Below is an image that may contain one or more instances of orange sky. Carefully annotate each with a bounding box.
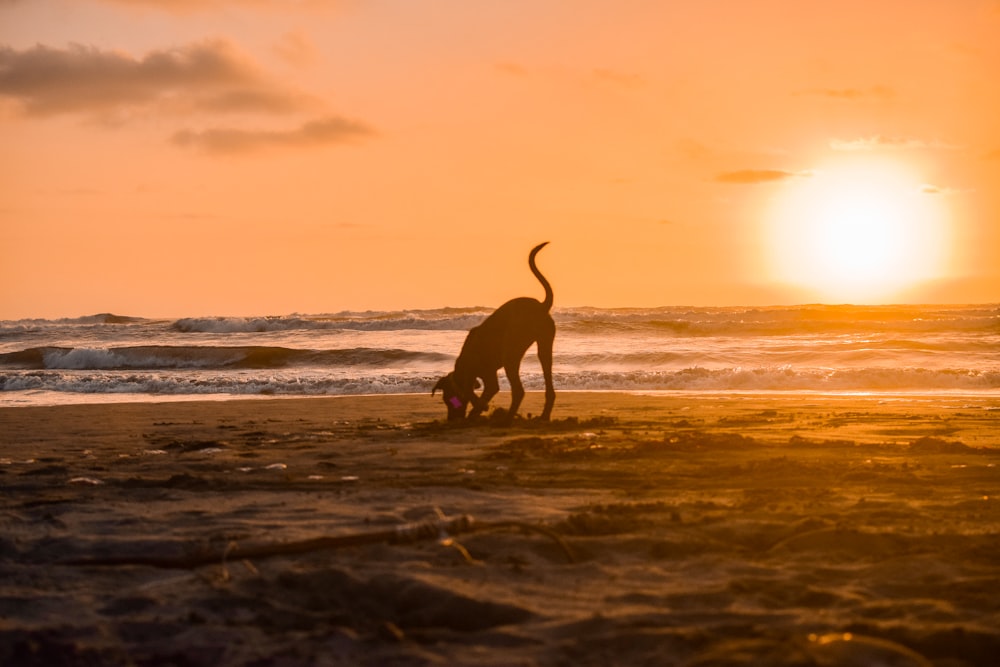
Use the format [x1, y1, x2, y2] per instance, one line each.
[2, 0, 998, 319]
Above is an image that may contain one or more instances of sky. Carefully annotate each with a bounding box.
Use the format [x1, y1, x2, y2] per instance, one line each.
[1, 0, 998, 319]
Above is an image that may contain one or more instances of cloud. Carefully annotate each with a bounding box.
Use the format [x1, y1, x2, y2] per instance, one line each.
[273, 30, 319, 68]
[795, 86, 893, 100]
[830, 135, 960, 151]
[675, 138, 712, 160]
[195, 89, 311, 114]
[0, 40, 306, 117]
[94, 0, 341, 12]
[495, 62, 529, 77]
[171, 115, 375, 154]
[592, 68, 644, 88]
[921, 184, 970, 196]
[1, 39, 374, 154]
[714, 169, 806, 185]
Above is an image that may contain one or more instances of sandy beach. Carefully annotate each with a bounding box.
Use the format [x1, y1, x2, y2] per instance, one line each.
[1, 391, 999, 666]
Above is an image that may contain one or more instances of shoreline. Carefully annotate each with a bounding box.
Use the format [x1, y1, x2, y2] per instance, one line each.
[4, 391, 1000, 456]
[3, 386, 999, 410]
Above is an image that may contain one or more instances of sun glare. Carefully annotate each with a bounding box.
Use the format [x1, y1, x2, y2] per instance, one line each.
[765, 159, 951, 303]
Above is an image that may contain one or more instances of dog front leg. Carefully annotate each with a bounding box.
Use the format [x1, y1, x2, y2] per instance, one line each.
[469, 374, 499, 418]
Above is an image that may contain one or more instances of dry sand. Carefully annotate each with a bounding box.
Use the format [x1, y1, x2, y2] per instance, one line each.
[1, 391, 999, 666]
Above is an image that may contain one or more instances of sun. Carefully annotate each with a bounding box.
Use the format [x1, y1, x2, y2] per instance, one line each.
[764, 159, 951, 303]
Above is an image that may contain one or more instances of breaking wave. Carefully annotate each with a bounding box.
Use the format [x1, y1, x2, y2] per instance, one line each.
[0, 346, 450, 371]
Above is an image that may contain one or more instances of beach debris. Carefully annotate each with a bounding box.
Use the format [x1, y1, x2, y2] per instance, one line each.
[64, 510, 576, 569]
[806, 632, 932, 667]
[68, 476, 104, 485]
[378, 621, 406, 642]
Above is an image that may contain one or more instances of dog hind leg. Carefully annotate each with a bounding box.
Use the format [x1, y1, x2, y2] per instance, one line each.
[537, 335, 555, 421]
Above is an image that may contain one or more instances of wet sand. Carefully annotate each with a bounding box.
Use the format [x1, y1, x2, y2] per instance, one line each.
[2, 392, 999, 666]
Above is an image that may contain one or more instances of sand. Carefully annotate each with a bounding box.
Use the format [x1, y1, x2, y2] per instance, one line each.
[1, 391, 999, 666]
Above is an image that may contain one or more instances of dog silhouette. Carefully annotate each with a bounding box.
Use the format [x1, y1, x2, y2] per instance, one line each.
[434, 242, 555, 423]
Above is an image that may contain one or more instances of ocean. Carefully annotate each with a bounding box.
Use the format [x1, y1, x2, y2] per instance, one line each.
[1, 304, 998, 407]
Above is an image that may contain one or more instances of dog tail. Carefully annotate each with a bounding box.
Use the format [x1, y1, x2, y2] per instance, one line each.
[529, 242, 553, 312]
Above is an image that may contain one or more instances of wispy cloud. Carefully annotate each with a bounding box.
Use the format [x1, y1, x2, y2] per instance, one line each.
[592, 68, 644, 88]
[921, 184, 970, 196]
[714, 169, 807, 185]
[272, 30, 319, 68]
[171, 115, 375, 154]
[495, 62, 529, 77]
[830, 135, 960, 151]
[94, 0, 341, 12]
[0, 40, 307, 118]
[795, 86, 893, 101]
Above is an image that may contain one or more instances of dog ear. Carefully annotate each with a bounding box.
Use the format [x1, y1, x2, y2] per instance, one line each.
[432, 374, 452, 396]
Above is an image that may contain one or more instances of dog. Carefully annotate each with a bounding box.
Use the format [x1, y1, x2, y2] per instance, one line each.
[433, 242, 556, 423]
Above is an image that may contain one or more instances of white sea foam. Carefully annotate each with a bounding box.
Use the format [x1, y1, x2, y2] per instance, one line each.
[170, 311, 490, 334]
[2, 365, 997, 402]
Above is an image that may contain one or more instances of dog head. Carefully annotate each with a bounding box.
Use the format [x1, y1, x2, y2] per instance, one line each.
[432, 372, 479, 421]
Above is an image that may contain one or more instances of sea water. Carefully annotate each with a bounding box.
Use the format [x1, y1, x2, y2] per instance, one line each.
[1, 304, 997, 406]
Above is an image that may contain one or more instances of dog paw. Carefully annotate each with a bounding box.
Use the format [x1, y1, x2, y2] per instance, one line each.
[489, 408, 511, 426]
